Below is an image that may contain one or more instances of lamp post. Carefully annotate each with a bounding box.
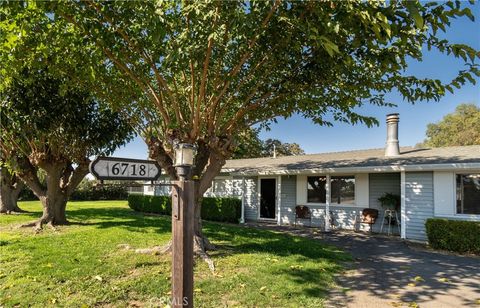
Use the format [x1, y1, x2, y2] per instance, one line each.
[171, 143, 196, 307]
[174, 143, 196, 180]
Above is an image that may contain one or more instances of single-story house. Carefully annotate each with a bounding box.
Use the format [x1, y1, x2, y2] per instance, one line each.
[146, 114, 480, 242]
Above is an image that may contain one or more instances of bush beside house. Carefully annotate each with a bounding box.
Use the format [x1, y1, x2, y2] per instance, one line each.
[128, 195, 241, 223]
[425, 218, 480, 255]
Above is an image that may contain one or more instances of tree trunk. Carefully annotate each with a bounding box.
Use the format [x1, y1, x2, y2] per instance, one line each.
[18, 160, 88, 229]
[193, 187, 209, 251]
[36, 191, 69, 227]
[0, 168, 26, 214]
[143, 138, 231, 271]
[33, 163, 71, 228]
[192, 152, 227, 253]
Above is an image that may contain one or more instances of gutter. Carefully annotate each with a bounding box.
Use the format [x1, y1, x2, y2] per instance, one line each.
[227, 162, 480, 176]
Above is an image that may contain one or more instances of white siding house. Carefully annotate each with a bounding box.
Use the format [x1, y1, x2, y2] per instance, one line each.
[149, 145, 480, 242]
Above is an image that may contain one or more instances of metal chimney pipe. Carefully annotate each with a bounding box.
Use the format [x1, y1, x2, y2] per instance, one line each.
[385, 113, 400, 157]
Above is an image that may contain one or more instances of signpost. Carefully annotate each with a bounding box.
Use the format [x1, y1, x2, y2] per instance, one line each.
[89, 152, 195, 307]
[89, 156, 161, 181]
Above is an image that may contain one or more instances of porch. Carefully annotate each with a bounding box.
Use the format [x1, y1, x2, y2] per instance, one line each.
[240, 172, 405, 237]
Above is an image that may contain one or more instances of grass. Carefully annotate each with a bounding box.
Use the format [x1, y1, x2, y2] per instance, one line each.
[0, 200, 351, 307]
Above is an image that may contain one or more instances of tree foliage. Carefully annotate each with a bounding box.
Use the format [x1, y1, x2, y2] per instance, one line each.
[263, 138, 305, 157]
[232, 130, 305, 159]
[422, 103, 480, 147]
[231, 128, 265, 159]
[0, 68, 134, 227]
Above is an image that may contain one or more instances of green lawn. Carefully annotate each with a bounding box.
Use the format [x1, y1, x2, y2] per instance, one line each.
[0, 201, 350, 307]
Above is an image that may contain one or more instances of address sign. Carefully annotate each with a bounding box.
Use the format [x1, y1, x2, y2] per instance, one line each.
[89, 157, 161, 181]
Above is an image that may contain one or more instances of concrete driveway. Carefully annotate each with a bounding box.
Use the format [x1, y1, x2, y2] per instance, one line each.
[249, 223, 480, 308]
[321, 232, 480, 308]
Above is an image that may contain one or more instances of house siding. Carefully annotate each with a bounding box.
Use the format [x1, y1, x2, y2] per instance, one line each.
[244, 176, 258, 220]
[204, 176, 242, 197]
[369, 173, 401, 233]
[405, 172, 434, 241]
[280, 175, 296, 224]
[303, 206, 366, 229]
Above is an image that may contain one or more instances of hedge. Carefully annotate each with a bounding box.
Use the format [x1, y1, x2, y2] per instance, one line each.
[19, 186, 128, 201]
[128, 194, 241, 223]
[425, 218, 480, 255]
[70, 186, 128, 201]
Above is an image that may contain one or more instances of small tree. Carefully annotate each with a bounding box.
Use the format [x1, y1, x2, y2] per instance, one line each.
[0, 68, 133, 228]
[422, 104, 480, 147]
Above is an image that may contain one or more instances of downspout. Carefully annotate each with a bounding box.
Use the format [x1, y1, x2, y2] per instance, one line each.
[277, 175, 282, 225]
[325, 174, 331, 232]
[240, 177, 245, 224]
[400, 171, 406, 239]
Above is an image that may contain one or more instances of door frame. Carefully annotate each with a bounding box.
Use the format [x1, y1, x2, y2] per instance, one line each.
[257, 177, 277, 220]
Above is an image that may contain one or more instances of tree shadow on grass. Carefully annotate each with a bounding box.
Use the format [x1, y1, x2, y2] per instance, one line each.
[273, 267, 335, 299]
[204, 223, 348, 260]
[202, 223, 351, 300]
[66, 207, 171, 234]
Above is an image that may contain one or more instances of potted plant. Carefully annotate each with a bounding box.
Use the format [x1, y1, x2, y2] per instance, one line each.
[378, 193, 400, 211]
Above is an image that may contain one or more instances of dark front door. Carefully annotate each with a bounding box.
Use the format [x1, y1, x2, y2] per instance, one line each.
[260, 178, 276, 219]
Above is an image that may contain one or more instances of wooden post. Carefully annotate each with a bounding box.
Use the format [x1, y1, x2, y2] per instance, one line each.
[171, 180, 194, 307]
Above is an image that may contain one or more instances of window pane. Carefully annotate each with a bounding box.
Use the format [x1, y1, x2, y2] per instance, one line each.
[331, 176, 355, 205]
[307, 176, 326, 203]
[457, 174, 480, 214]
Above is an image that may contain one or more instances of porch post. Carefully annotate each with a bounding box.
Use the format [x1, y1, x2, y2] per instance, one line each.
[277, 175, 282, 225]
[240, 176, 245, 224]
[325, 174, 331, 232]
[400, 171, 406, 239]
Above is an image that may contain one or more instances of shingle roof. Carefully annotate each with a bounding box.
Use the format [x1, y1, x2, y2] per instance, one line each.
[223, 145, 480, 174]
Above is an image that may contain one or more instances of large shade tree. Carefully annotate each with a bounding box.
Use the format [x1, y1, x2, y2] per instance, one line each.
[0, 68, 134, 229]
[2, 1, 479, 258]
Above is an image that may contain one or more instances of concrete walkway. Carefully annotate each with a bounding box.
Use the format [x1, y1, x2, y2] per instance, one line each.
[247, 223, 480, 308]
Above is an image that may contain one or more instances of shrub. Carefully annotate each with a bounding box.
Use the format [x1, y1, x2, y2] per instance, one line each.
[128, 194, 171, 215]
[128, 195, 241, 223]
[425, 218, 480, 255]
[18, 187, 37, 201]
[201, 197, 242, 223]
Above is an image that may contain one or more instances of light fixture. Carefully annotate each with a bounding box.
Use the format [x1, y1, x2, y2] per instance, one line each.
[174, 143, 196, 167]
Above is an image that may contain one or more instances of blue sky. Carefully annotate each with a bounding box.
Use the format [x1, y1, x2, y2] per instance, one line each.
[114, 3, 480, 159]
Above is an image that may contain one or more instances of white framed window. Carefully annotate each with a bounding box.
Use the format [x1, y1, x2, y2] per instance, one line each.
[307, 176, 327, 203]
[456, 173, 480, 215]
[306, 175, 355, 205]
[331, 176, 355, 205]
